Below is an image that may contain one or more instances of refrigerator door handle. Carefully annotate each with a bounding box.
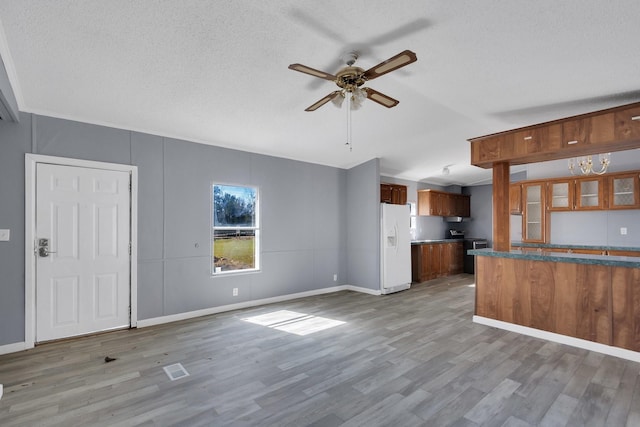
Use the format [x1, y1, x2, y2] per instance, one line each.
[386, 223, 398, 252]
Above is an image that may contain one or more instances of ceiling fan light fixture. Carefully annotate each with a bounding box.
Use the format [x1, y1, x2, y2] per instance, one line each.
[350, 88, 367, 110]
[331, 92, 345, 108]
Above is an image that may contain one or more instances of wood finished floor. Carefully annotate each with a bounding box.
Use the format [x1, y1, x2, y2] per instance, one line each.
[1, 274, 640, 426]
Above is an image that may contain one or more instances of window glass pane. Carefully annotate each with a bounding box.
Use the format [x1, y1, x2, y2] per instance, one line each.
[213, 230, 255, 272]
[213, 185, 256, 227]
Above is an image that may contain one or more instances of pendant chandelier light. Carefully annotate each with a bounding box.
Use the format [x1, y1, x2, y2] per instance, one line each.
[567, 153, 611, 175]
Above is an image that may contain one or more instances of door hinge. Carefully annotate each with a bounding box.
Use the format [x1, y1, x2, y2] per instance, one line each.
[128, 242, 132, 255]
[129, 180, 132, 192]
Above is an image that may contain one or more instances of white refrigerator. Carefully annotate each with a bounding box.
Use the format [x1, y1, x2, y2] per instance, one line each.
[380, 203, 412, 294]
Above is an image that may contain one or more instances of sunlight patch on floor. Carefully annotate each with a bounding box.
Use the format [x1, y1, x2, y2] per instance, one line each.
[468, 283, 476, 288]
[242, 310, 346, 336]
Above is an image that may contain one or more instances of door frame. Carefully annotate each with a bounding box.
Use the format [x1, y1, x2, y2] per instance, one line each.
[25, 154, 138, 348]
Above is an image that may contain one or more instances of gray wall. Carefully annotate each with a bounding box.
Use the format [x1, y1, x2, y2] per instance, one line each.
[0, 112, 356, 346]
[0, 112, 31, 344]
[463, 184, 493, 245]
[347, 159, 380, 291]
[0, 56, 19, 121]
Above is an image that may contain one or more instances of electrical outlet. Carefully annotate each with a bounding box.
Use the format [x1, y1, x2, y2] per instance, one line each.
[232, 288, 238, 296]
[0, 229, 9, 241]
[621, 227, 628, 235]
[333, 274, 337, 282]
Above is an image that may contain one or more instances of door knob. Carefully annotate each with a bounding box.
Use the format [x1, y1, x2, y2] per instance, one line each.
[37, 238, 57, 257]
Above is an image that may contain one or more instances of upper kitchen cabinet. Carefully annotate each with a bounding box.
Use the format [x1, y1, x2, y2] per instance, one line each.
[546, 176, 605, 211]
[516, 124, 563, 155]
[562, 113, 615, 149]
[547, 179, 574, 211]
[470, 102, 640, 169]
[575, 177, 605, 210]
[380, 183, 407, 205]
[614, 104, 640, 141]
[608, 172, 640, 209]
[522, 182, 546, 243]
[510, 183, 522, 214]
[417, 189, 470, 217]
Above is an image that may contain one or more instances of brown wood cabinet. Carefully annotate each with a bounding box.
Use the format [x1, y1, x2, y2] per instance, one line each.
[380, 183, 407, 205]
[608, 250, 640, 257]
[445, 241, 464, 275]
[470, 102, 640, 169]
[476, 256, 612, 345]
[517, 124, 563, 155]
[547, 179, 574, 211]
[612, 267, 640, 351]
[509, 183, 522, 214]
[476, 254, 640, 352]
[562, 113, 615, 148]
[546, 176, 605, 211]
[575, 177, 605, 210]
[615, 105, 640, 141]
[417, 190, 470, 217]
[522, 182, 546, 243]
[411, 241, 463, 283]
[608, 173, 640, 209]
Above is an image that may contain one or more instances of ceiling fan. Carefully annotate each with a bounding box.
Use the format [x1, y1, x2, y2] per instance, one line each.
[289, 50, 417, 112]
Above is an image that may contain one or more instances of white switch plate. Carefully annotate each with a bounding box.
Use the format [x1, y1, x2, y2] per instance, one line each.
[621, 227, 628, 235]
[232, 288, 238, 296]
[0, 229, 9, 241]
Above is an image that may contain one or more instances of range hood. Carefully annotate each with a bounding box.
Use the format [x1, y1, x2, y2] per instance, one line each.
[443, 216, 472, 223]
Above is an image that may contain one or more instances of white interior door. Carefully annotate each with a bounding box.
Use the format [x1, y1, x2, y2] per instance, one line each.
[36, 163, 131, 342]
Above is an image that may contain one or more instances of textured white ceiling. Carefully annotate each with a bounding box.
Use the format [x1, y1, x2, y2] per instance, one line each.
[1, 1, 639, 185]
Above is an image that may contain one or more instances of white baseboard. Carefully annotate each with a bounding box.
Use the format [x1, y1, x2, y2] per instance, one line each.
[138, 284, 381, 328]
[473, 315, 640, 363]
[0, 341, 28, 356]
[343, 284, 382, 296]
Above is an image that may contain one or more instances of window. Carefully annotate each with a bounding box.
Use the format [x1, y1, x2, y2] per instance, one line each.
[212, 184, 259, 274]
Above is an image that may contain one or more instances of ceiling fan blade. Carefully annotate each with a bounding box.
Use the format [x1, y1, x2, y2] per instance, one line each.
[305, 91, 342, 112]
[363, 50, 417, 80]
[288, 63, 337, 81]
[364, 88, 399, 108]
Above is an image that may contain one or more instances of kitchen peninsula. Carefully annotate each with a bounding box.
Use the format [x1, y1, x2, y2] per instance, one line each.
[468, 101, 640, 362]
[468, 246, 640, 361]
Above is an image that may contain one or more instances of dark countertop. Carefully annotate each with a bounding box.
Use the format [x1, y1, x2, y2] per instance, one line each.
[411, 239, 461, 245]
[468, 248, 640, 268]
[511, 242, 640, 252]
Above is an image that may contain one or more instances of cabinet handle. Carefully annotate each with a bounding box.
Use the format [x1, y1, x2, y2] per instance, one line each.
[631, 116, 640, 121]
[567, 140, 579, 145]
[523, 136, 533, 140]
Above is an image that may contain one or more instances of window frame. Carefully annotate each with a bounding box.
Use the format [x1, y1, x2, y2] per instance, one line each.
[211, 182, 260, 276]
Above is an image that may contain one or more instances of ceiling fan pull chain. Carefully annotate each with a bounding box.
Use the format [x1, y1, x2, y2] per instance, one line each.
[346, 93, 352, 151]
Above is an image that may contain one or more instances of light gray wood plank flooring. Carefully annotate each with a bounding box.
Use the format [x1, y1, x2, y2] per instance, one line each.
[1, 274, 639, 426]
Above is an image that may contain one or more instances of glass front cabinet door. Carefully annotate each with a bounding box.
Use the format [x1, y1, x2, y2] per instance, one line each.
[548, 180, 574, 211]
[522, 182, 546, 242]
[609, 173, 640, 209]
[575, 177, 604, 210]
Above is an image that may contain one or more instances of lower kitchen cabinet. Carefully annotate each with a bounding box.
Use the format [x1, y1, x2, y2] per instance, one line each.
[411, 242, 463, 283]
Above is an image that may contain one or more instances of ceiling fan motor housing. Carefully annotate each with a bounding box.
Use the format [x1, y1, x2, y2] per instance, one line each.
[336, 67, 366, 92]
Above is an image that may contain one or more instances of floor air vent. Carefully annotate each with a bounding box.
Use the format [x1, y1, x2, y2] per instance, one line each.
[163, 363, 189, 381]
